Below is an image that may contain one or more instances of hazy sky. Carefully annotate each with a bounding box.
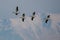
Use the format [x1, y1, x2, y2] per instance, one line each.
[0, 0, 60, 18]
[0, 0, 60, 40]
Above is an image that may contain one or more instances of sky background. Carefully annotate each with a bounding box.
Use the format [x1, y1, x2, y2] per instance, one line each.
[0, 0, 60, 40]
[0, 0, 60, 18]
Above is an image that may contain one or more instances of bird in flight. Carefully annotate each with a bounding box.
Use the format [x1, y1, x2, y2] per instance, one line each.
[31, 12, 36, 21]
[45, 15, 50, 23]
[20, 13, 25, 22]
[13, 6, 20, 15]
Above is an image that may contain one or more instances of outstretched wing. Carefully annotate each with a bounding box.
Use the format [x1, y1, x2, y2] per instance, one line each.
[31, 15, 36, 21]
[16, 6, 18, 12]
[31, 16, 34, 21]
[45, 19, 48, 23]
[20, 17, 25, 22]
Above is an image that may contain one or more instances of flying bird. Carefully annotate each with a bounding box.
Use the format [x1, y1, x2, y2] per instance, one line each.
[13, 6, 20, 15]
[45, 15, 50, 23]
[20, 13, 25, 22]
[31, 12, 36, 21]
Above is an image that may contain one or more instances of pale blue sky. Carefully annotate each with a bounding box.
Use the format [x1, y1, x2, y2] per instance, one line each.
[0, 0, 60, 40]
[0, 0, 60, 18]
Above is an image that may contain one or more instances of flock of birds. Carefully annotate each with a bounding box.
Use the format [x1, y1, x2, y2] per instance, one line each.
[13, 6, 50, 23]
